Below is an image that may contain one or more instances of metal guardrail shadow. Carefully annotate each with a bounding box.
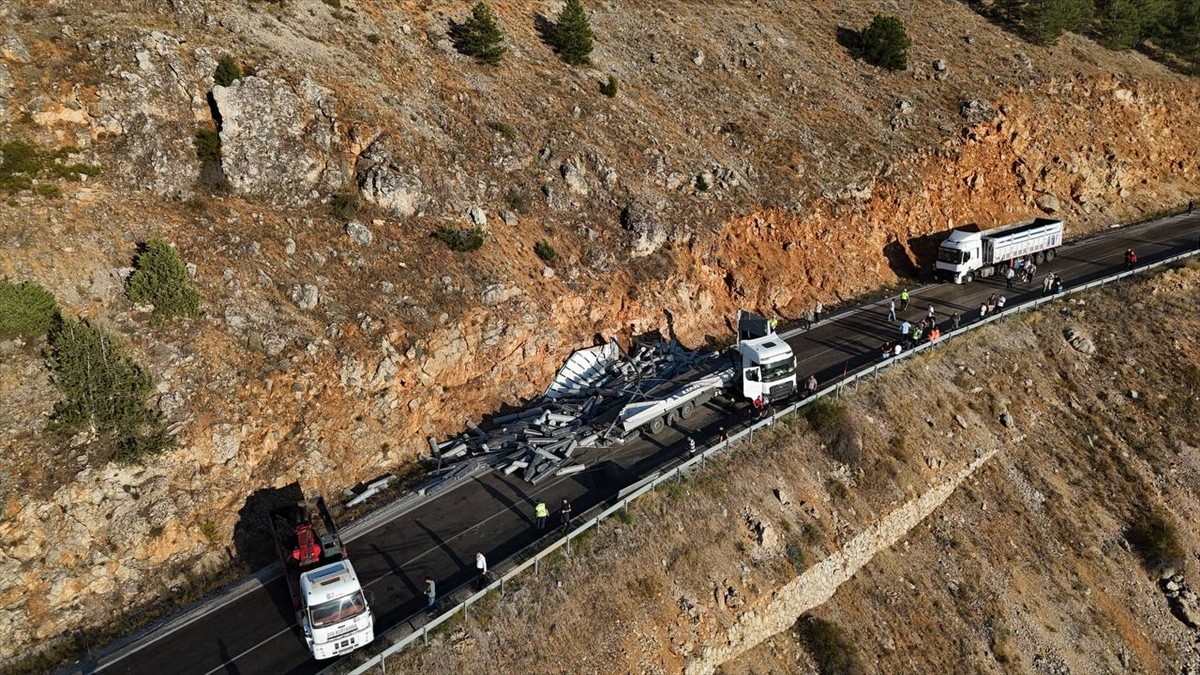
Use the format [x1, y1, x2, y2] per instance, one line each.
[336, 246, 1200, 675]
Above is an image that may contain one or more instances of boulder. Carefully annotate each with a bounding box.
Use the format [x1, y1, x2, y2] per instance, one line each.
[356, 138, 423, 217]
[561, 158, 589, 195]
[346, 221, 374, 246]
[1036, 192, 1061, 214]
[212, 76, 341, 205]
[290, 284, 319, 310]
[1063, 327, 1096, 355]
[621, 200, 669, 258]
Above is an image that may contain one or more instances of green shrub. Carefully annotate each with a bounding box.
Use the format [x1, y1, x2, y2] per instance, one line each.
[1126, 506, 1186, 572]
[803, 398, 845, 432]
[331, 191, 359, 221]
[795, 616, 862, 675]
[487, 121, 517, 140]
[200, 519, 220, 544]
[1, 139, 100, 193]
[47, 318, 170, 463]
[553, 0, 594, 65]
[534, 239, 557, 262]
[194, 128, 221, 163]
[449, 2, 506, 64]
[852, 15, 911, 70]
[126, 239, 202, 325]
[599, 74, 618, 97]
[0, 280, 60, 340]
[214, 55, 243, 87]
[695, 173, 710, 191]
[435, 226, 486, 252]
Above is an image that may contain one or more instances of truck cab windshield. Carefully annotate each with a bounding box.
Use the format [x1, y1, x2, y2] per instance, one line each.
[937, 247, 965, 265]
[310, 591, 368, 628]
[761, 357, 796, 381]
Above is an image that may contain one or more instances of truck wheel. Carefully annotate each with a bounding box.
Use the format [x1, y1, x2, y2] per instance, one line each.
[666, 412, 680, 428]
[964, 272, 974, 283]
[679, 401, 696, 420]
[648, 417, 665, 436]
[1044, 248, 1056, 262]
[994, 263, 1007, 276]
[1033, 251, 1045, 265]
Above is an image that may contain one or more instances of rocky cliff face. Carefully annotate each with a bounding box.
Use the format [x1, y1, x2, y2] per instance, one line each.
[0, 0, 1198, 664]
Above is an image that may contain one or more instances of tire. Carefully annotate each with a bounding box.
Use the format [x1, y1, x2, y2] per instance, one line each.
[648, 416, 665, 436]
[679, 401, 696, 419]
[1033, 251, 1045, 265]
[1044, 248, 1056, 262]
[964, 272, 974, 284]
[666, 412, 680, 429]
[994, 263, 1007, 276]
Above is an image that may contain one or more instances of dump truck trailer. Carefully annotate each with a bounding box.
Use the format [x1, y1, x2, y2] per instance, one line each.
[934, 217, 1064, 283]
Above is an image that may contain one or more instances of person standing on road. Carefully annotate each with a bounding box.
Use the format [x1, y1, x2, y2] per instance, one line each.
[1042, 274, 1053, 295]
[979, 301, 989, 320]
[425, 576, 437, 612]
[560, 498, 573, 531]
[687, 435, 696, 455]
[1124, 248, 1138, 270]
[768, 316, 779, 333]
[887, 298, 897, 322]
[997, 295, 1007, 311]
[719, 426, 729, 442]
[752, 395, 765, 419]
[1053, 275, 1064, 294]
[927, 305, 936, 322]
[475, 551, 488, 590]
[806, 374, 818, 395]
[900, 289, 910, 311]
[535, 500, 549, 531]
[1004, 265, 1015, 289]
[804, 309, 815, 330]
[814, 300, 824, 324]
[951, 311, 961, 329]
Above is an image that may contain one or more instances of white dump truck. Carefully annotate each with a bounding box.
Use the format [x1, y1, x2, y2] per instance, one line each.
[270, 496, 374, 660]
[934, 217, 1064, 283]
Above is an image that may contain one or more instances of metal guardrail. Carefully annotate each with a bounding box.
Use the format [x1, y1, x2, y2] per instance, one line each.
[338, 244, 1200, 675]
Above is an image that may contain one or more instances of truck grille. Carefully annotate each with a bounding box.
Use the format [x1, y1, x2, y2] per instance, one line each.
[769, 381, 794, 401]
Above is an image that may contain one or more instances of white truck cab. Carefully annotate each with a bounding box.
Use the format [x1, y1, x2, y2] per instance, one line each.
[299, 560, 374, 659]
[739, 335, 796, 403]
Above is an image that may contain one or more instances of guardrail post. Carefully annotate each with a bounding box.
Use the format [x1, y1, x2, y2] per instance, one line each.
[422, 626, 428, 647]
[566, 533, 572, 556]
[534, 557, 539, 575]
[380, 653, 387, 674]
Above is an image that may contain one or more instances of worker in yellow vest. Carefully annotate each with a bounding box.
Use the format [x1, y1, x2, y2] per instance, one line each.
[535, 500, 549, 531]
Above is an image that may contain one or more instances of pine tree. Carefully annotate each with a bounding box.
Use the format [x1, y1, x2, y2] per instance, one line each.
[1098, 0, 1149, 48]
[1027, 0, 1094, 44]
[1164, 0, 1200, 70]
[854, 15, 912, 71]
[449, 2, 506, 65]
[554, 0, 594, 66]
[126, 238, 202, 325]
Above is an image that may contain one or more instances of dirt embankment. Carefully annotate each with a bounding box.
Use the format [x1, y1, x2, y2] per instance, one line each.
[1, 0, 1200, 664]
[383, 264, 1200, 675]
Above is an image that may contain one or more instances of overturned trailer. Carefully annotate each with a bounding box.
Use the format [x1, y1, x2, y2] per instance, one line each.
[424, 310, 797, 485]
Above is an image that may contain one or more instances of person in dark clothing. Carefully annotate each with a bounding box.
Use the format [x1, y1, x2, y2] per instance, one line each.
[559, 499, 573, 531]
[1124, 248, 1138, 270]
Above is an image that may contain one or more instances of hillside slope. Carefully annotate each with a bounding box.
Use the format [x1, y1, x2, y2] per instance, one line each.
[0, 0, 1198, 663]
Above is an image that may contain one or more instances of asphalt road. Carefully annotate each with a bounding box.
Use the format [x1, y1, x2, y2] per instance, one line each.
[83, 211, 1200, 675]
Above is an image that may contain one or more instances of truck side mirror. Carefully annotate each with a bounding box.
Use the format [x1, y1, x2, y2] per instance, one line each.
[745, 367, 760, 382]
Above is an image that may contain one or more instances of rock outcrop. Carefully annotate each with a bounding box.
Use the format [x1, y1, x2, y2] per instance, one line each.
[211, 77, 341, 205]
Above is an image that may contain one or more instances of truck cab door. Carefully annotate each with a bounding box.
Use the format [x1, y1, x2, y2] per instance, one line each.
[742, 366, 761, 400]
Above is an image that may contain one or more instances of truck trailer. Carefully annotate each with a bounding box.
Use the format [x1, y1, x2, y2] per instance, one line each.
[934, 217, 1064, 284]
[269, 496, 374, 660]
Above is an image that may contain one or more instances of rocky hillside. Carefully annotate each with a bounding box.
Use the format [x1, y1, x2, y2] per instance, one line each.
[378, 264, 1200, 675]
[0, 0, 1199, 665]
